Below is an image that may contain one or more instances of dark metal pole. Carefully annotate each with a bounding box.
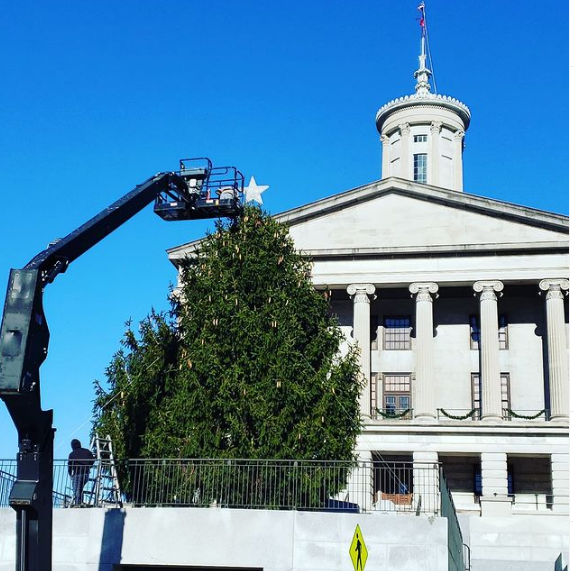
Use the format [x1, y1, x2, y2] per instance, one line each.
[0, 162, 243, 570]
[10, 423, 54, 571]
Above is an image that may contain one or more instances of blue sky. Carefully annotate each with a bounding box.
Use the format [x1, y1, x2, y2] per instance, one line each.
[0, 1, 567, 459]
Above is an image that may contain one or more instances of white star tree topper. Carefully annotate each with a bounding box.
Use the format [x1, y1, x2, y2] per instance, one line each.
[244, 176, 269, 205]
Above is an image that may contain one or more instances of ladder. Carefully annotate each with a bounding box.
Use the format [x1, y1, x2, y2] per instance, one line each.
[88, 434, 123, 507]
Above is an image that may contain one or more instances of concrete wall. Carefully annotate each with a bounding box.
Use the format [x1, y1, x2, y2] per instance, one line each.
[0, 508, 449, 571]
[459, 513, 569, 571]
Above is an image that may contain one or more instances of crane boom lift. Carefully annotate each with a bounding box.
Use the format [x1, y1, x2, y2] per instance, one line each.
[0, 158, 244, 571]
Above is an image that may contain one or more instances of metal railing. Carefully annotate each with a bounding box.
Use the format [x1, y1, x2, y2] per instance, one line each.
[437, 408, 551, 421]
[371, 408, 413, 420]
[0, 458, 446, 515]
[503, 408, 550, 421]
[440, 469, 465, 571]
[437, 408, 480, 421]
[0, 460, 71, 508]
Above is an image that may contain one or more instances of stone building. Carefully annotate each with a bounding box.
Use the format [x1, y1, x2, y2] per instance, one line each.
[167, 16, 569, 569]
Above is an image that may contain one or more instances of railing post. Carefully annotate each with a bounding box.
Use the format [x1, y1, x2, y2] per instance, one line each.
[346, 452, 372, 511]
[413, 452, 439, 514]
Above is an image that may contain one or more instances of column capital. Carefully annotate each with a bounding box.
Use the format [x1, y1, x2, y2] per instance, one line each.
[347, 284, 376, 303]
[430, 121, 442, 135]
[473, 280, 504, 300]
[380, 134, 390, 146]
[409, 282, 439, 302]
[399, 123, 410, 136]
[539, 278, 569, 300]
[454, 129, 465, 141]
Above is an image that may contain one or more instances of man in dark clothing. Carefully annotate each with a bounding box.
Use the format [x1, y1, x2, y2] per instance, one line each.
[68, 439, 95, 506]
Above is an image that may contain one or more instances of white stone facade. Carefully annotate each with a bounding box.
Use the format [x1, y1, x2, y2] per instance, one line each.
[166, 27, 569, 566]
[168, 175, 569, 529]
[167, 176, 569, 567]
[377, 99, 468, 190]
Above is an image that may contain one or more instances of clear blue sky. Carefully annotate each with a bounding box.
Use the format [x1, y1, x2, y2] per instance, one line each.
[0, 1, 567, 458]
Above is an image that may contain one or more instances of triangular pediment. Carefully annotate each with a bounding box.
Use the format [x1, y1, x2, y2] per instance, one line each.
[277, 178, 568, 255]
[167, 177, 568, 264]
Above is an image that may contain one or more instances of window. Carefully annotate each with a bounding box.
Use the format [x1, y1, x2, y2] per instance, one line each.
[469, 315, 480, 349]
[414, 134, 428, 143]
[470, 314, 508, 350]
[498, 315, 508, 349]
[413, 153, 427, 183]
[471, 373, 481, 419]
[501, 373, 511, 418]
[383, 316, 412, 350]
[474, 466, 483, 496]
[371, 373, 412, 418]
[384, 374, 411, 415]
[471, 373, 511, 419]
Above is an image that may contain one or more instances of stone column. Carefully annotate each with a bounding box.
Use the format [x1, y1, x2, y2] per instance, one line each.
[409, 282, 439, 420]
[473, 280, 504, 422]
[347, 284, 376, 418]
[429, 121, 441, 186]
[539, 279, 569, 421]
[551, 453, 569, 514]
[381, 134, 390, 179]
[413, 451, 440, 514]
[453, 130, 465, 191]
[399, 123, 410, 179]
[346, 450, 373, 511]
[480, 451, 512, 516]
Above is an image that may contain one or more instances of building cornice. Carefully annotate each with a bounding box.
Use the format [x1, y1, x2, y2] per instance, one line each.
[375, 93, 471, 132]
[167, 178, 568, 265]
[362, 421, 568, 437]
[298, 241, 569, 261]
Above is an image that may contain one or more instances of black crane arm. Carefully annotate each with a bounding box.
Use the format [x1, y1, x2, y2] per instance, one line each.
[25, 172, 180, 282]
[0, 158, 244, 571]
[0, 171, 180, 428]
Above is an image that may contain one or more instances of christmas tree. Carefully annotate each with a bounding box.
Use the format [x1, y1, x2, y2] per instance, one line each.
[93, 206, 363, 506]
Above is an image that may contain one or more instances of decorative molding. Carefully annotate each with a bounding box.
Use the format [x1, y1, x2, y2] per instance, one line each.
[376, 93, 471, 116]
[539, 278, 569, 300]
[430, 121, 442, 135]
[399, 123, 411, 136]
[375, 93, 471, 132]
[409, 282, 439, 302]
[473, 280, 504, 301]
[347, 283, 376, 303]
[454, 129, 465, 141]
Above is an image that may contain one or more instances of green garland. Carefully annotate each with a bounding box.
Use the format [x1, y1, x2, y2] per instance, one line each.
[439, 408, 478, 420]
[505, 408, 547, 420]
[375, 408, 412, 419]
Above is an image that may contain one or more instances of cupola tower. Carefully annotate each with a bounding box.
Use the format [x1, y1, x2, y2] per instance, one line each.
[375, 3, 471, 191]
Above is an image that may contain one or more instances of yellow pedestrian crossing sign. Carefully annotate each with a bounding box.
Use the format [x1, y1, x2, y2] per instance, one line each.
[349, 524, 368, 571]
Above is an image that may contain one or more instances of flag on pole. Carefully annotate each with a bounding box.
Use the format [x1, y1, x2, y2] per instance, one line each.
[418, 2, 426, 33]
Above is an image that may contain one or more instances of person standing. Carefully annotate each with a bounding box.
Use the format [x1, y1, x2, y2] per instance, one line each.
[68, 439, 95, 506]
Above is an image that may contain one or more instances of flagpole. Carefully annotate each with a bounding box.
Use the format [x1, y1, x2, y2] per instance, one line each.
[414, 1, 432, 95]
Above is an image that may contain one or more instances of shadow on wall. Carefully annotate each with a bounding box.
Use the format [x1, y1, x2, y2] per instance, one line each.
[99, 509, 125, 571]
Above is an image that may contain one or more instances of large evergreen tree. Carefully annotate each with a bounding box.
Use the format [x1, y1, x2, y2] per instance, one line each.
[93, 207, 363, 469]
